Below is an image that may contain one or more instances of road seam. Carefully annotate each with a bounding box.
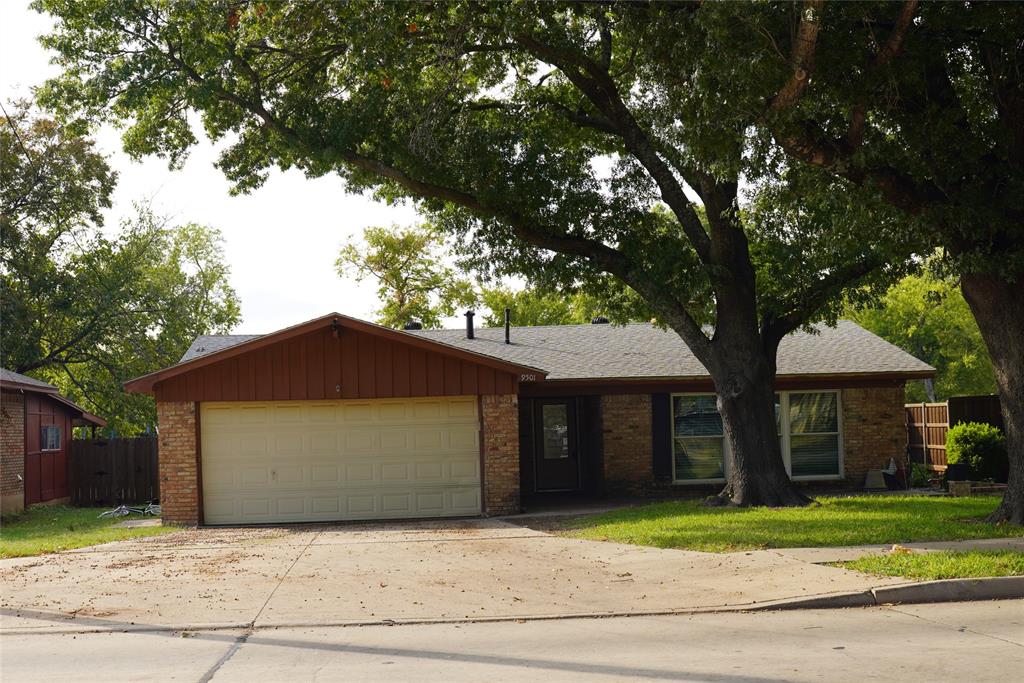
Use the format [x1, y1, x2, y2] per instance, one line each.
[250, 529, 322, 627]
[195, 529, 322, 681]
[884, 604, 1024, 649]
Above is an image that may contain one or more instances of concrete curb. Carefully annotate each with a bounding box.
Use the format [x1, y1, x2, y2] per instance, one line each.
[758, 575, 1024, 611]
[3, 577, 1020, 636]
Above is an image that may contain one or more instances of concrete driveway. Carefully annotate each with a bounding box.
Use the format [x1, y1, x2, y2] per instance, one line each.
[0, 519, 902, 633]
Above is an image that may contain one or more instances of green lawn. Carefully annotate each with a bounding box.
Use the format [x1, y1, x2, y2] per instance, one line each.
[557, 496, 1023, 553]
[841, 550, 1024, 580]
[0, 506, 177, 558]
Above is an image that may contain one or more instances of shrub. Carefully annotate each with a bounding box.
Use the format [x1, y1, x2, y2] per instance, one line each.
[946, 422, 1008, 482]
[909, 463, 934, 488]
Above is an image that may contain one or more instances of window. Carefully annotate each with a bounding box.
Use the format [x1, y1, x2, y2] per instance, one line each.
[41, 425, 62, 451]
[540, 403, 570, 459]
[671, 395, 726, 481]
[670, 390, 843, 483]
[788, 392, 841, 477]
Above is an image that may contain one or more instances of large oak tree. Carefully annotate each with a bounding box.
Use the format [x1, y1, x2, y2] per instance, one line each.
[36, 1, 907, 505]
[669, 1, 1023, 522]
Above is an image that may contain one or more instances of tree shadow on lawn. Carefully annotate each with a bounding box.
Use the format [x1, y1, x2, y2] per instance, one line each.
[548, 496, 1022, 552]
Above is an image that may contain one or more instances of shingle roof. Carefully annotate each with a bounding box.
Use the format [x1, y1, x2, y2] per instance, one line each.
[180, 335, 262, 363]
[182, 320, 932, 381]
[0, 368, 57, 391]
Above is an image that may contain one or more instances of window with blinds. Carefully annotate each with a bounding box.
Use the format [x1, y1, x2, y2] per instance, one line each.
[669, 390, 842, 483]
[788, 392, 841, 477]
[671, 395, 725, 481]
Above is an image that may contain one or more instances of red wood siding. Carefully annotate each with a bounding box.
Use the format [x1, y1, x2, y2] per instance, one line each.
[154, 327, 518, 402]
[24, 393, 73, 505]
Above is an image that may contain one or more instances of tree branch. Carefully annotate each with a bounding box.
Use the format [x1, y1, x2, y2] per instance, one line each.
[767, 0, 825, 114]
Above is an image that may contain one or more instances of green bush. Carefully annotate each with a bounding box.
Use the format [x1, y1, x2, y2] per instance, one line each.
[946, 422, 1008, 482]
[909, 463, 934, 488]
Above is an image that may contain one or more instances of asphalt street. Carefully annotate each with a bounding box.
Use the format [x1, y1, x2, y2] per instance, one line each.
[1, 600, 1021, 682]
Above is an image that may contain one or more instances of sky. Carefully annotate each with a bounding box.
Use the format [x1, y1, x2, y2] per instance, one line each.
[1, 2, 430, 334]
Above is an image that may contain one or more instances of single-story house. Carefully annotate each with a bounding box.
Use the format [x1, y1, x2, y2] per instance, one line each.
[1, 369, 107, 514]
[124, 313, 933, 526]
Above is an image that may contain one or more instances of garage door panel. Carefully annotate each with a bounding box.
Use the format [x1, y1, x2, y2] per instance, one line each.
[201, 397, 481, 524]
[345, 463, 374, 482]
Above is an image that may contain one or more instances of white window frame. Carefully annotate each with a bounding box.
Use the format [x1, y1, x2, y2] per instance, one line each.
[780, 391, 844, 481]
[670, 390, 844, 484]
[670, 393, 729, 485]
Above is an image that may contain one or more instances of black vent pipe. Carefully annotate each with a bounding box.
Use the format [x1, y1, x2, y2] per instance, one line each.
[504, 307, 511, 344]
[465, 310, 475, 339]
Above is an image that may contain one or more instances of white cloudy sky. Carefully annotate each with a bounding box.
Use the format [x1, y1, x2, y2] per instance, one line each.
[1, 2, 435, 334]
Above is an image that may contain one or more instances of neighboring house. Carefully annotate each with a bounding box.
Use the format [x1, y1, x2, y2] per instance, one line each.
[124, 313, 934, 526]
[1, 369, 107, 514]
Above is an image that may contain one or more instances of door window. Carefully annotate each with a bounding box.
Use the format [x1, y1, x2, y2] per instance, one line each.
[541, 403, 570, 459]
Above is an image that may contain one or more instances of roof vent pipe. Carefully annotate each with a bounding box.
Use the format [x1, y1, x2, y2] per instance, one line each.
[465, 310, 475, 339]
[403, 321, 423, 330]
[504, 307, 511, 345]
[591, 316, 610, 324]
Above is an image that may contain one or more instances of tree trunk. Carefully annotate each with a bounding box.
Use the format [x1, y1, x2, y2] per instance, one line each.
[708, 336, 812, 507]
[960, 272, 1024, 525]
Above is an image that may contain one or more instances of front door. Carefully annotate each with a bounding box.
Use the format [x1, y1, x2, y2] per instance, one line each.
[533, 399, 581, 492]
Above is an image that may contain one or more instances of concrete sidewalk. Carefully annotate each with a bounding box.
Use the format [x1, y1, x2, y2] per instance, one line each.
[0, 519, 912, 634]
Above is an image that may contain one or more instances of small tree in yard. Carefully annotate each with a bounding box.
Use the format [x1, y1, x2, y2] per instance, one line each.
[36, 1, 911, 506]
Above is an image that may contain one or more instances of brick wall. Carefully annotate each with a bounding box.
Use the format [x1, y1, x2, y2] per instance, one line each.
[841, 386, 907, 485]
[157, 401, 200, 525]
[601, 394, 653, 493]
[1, 391, 25, 514]
[481, 394, 520, 515]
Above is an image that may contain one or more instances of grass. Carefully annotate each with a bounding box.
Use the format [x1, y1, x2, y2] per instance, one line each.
[841, 550, 1024, 580]
[556, 495, 1023, 553]
[0, 505, 177, 558]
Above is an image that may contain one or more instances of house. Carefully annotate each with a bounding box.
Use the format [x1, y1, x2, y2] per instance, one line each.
[124, 313, 933, 526]
[1, 369, 107, 514]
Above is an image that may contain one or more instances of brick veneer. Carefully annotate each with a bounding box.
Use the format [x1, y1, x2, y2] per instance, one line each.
[157, 401, 200, 525]
[601, 394, 653, 493]
[840, 386, 907, 485]
[1, 391, 25, 514]
[481, 394, 520, 515]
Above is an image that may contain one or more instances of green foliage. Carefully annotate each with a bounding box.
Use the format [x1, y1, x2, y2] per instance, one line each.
[33, 0, 900, 345]
[1, 106, 241, 435]
[336, 224, 476, 329]
[847, 270, 996, 401]
[479, 287, 600, 328]
[557, 496, 1021, 553]
[909, 463, 935, 489]
[946, 422, 1008, 482]
[842, 551, 1024, 580]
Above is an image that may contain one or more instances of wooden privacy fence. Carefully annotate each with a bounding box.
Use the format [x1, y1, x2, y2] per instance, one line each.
[906, 395, 1004, 469]
[70, 437, 159, 506]
[906, 402, 949, 468]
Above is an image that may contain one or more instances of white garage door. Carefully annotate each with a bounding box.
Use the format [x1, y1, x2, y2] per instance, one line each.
[200, 397, 481, 524]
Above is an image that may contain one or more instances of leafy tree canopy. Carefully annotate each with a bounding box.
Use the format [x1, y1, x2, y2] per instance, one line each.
[847, 270, 996, 403]
[337, 222, 647, 329]
[1, 104, 241, 435]
[336, 223, 475, 329]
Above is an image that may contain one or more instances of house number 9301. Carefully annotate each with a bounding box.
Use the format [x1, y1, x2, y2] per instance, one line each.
[519, 374, 537, 382]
